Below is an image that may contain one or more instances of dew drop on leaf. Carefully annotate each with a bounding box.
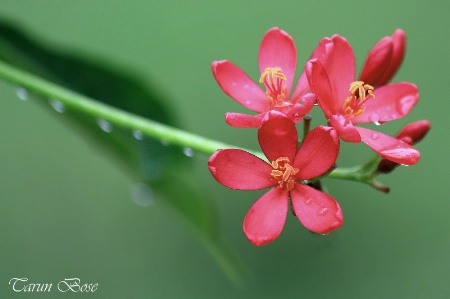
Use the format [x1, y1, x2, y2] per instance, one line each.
[97, 119, 112, 133]
[183, 147, 194, 157]
[131, 182, 154, 206]
[16, 87, 28, 101]
[49, 99, 65, 113]
[132, 129, 144, 140]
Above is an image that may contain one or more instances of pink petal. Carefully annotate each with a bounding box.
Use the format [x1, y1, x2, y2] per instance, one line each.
[258, 111, 298, 163]
[396, 120, 431, 144]
[243, 187, 289, 246]
[285, 93, 315, 122]
[290, 184, 343, 234]
[359, 36, 394, 87]
[291, 37, 332, 103]
[225, 112, 265, 128]
[377, 29, 406, 86]
[356, 127, 420, 165]
[212, 60, 268, 113]
[325, 35, 355, 105]
[352, 82, 419, 124]
[293, 126, 340, 180]
[329, 114, 361, 143]
[208, 149, 275, 190]
[258, 28, 296, 96]
[305, 59, 337, 117]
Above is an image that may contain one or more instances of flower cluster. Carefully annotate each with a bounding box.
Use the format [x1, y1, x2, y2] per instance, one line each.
[209, 28, 430, 246]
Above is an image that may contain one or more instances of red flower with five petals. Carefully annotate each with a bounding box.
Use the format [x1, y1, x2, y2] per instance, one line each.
[208, 112, 343, 246]
[305, 34, 420, 165]
[211, 27, 316, 128]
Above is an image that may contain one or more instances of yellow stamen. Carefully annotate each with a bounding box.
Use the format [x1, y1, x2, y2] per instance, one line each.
[259, 67, 286, 84]
[342, 81, 375, 117]
[270, 157, 299, 190]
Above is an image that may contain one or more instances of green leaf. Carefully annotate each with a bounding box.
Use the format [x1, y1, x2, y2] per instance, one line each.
[0, 20, 247, 283]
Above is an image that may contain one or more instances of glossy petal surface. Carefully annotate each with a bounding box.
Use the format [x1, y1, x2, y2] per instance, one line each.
[225, 112, 265, 128]
[359, 36, 393, 86]
[294, 126, 339, 180]
[243, 187, 289, 246]
[329, 114, 361, 143]
[212, 60, 268, 112]
[357, 127, 420, 165]
[306, 59, 336, 117]
[208, 149, 275, 190]
[258, 28, 296, 96]
[291, 38, 331, 103]
[352, 82, 419, 124]
[325, 35, 355, 105]
[258, 112, 298, 163]
[377, 29, 406, 86]
[291, 184, 343, 234]
[284, 93, 315, 122]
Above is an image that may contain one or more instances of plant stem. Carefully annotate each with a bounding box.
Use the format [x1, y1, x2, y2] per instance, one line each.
[0, 60, 265, 159]
[0, 60, 386, 187]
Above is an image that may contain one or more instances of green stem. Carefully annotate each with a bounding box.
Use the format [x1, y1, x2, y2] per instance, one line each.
[0, 60, 387, 190]
[0, 60, 265, 159]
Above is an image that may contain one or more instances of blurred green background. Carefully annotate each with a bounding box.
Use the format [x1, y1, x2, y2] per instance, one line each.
[0, 0, 448, 298]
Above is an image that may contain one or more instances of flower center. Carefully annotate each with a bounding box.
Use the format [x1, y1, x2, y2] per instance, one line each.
[259, 67, 290, 108]
[342, 81, 375, 117]
[270, 157, 299, 191]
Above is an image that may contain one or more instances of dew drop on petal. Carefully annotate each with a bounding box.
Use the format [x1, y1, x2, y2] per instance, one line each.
[16, 87, 28, 100]
[131, 182, 154, 206]
[305, 198, 312, 205]
[97, 119, 112, 133]
[369, 113, 380, 124]
[397, 96, 416, 115]
[183, 147, 194, 157]
[132, 130, 144, 140]
[318, 207, 328, 216]
[371, 133, 379, 140]
[49, 99, 65, 113]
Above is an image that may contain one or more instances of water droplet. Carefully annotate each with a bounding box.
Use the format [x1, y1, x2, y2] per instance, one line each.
[183, 147, 194, 157]
[161, 140, 169, 146]
[16, 87, 28, 100]
[318, 207, 328, 216]
[305, 198, 312, 205]
[371, 133, 379, 140]
[369, 113, 379, 124]
[97, 119, 112, 132]
[131, 183, 155, 206]
[400, 164, 410, 167]
[49, 99, 65, 113]
[397, 96, 416, 115]
[292, 113, 301, 121]
[132, 130, 144, 140]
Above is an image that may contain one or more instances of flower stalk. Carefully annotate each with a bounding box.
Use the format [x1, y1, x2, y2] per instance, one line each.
[0, 60, 393, 188]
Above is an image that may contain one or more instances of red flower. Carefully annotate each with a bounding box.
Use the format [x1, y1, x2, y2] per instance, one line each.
[305, 34, 420, 165]
[208, 112, 343, 246]
[211, 27, 317, 128]
[377, 120, 431, 173]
